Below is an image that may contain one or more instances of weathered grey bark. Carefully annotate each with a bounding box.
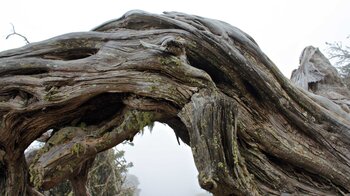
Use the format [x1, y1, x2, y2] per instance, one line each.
[0, 10, 349, 195]
[291, 46, 350, 114]
[69, 158, 94, 196]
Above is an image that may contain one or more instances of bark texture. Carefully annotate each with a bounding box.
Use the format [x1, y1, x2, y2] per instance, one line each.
[0, 10, 349, 195]
[291, 46, 350, 114]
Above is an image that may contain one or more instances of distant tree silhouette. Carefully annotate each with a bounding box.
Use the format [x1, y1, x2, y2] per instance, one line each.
[327, 37, 350, 88]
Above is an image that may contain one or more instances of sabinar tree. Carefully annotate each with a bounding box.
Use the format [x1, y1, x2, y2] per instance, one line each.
[326, 38, 350, 89]
[0, 10, 349, 195]
[38, 149, 137, 196]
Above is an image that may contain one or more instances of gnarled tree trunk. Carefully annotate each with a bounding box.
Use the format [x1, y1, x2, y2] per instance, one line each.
[0, 10, 349, 195]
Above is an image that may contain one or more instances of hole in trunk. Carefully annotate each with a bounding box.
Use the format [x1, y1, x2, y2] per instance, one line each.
[0, 67, 49, 76]
[187, 55, 230, 85]
[41, 48, 99, 61]
[308, 82, 318, 92]
[0, 89, 37, 106]
[77, 93, 125, 126]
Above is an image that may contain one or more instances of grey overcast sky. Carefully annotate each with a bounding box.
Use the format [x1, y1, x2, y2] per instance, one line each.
[1, 0, 349, 195]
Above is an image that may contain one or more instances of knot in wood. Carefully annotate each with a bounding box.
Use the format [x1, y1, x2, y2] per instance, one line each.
[161, 37, 186, 57]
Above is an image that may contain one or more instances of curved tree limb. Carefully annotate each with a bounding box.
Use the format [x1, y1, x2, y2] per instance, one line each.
[0, 10, 349, 195]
